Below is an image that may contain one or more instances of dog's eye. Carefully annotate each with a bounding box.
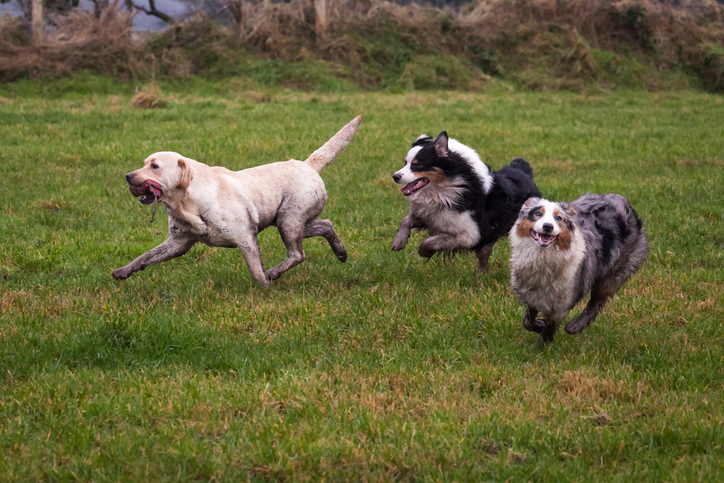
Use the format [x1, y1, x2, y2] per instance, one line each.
[151, 163, 159, 169]
[555, 215, 563, 222]
[412, 159, 418, 164]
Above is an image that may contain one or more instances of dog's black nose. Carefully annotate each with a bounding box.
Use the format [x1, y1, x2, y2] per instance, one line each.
[392, 173, 401, 183]
[542, 223, 554, 233]
[125, 173, 134, 183]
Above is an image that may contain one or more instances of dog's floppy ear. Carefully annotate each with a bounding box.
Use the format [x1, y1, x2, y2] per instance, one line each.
[177, 159, 193, 190]
[519, 197, 540, 220]
[434, 131, 449, 157]
[559, 202, 576, 230]
[524, 197, 541, 208]
[559, 201, 576, 217]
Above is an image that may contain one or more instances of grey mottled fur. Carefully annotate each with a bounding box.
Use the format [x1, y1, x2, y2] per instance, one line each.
[510, 193, 649, 345]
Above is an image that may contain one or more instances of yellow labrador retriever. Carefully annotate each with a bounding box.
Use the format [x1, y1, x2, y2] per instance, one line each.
[112, 115, 362, 287]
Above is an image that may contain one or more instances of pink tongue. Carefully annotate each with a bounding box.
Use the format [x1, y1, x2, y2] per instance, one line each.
[402, 180, 420, 194]
[143, 180, 162, 197]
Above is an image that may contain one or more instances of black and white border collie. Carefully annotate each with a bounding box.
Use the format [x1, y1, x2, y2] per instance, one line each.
[391, 132, 542, 273]
[510, 194, 649, 345]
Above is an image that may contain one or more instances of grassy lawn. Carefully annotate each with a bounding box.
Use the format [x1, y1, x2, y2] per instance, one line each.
[0, 84, 723, 481]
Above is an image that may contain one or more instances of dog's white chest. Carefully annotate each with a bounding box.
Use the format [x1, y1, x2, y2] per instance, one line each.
[415, 205, 480, 246]
[169, 211, 238, 248]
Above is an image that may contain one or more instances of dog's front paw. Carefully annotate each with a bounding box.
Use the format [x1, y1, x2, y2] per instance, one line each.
[264, 269, 280, 282]
[522, 318, 546, 333]
[111, 267, 132, 280]
[391, 234, 408, 252]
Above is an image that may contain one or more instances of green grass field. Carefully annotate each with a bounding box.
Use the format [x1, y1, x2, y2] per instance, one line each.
[1, 83, 723, 481]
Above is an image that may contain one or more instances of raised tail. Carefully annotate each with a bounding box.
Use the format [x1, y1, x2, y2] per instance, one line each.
[510, 157, 534, 179]
[305, 115, 363, 173]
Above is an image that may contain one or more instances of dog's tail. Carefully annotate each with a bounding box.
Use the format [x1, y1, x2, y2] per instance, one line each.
[305, 115, 363, 173]
[510, 157, 534, 179]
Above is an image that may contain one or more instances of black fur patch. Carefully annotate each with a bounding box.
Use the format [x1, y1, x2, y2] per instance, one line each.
[400, 134, 541, 255]
[615, 214, 630, 240]
[411, 136, 434, 148]
[526, 206, 544, 222]
[407, 140, 488, 212]
[595, 221, 616, 267]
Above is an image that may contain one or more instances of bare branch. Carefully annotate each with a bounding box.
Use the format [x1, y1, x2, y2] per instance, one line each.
[125, 0, 174, 24]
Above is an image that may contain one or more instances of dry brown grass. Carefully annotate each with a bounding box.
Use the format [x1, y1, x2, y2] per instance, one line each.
[0, 1, 147, 81]
[130, 83, 172, 108]
[236, 0, 724, 90]
[1, 0, 723, 89]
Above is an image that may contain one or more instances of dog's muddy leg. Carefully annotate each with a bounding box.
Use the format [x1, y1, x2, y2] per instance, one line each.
[522, 307, 546, 333]
[304, 219, 347, 262]
[237, 235, 269, 288]
[566, 252, 645, 334]
[391, 215, 413, 252]
[565, 282, 616, 334]
[112, 237, 196, 280]
[475, 242, 496, 274]
[266, 223, 305, 282]
[538, 319, 561, 345]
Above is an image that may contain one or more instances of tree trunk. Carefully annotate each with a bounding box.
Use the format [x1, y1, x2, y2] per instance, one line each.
[228, 0, 244, 39]
[314, 0, 327, 36]
[31, 0, 44, 44]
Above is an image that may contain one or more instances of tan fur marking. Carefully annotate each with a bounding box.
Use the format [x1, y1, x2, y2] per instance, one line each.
[554, 209, 571, 250]
[517, 218, 535, 239]
[416, 167, 446, 184]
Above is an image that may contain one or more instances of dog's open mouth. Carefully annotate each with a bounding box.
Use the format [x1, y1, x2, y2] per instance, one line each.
[531, 230, 557, 248]
[401, 178, 429, 196]
[129, 180, 163, 205]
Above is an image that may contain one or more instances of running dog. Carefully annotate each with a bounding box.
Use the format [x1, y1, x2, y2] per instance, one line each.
[510, 194, 648, 344]
[392, 132, 541, 273]
[112, 115, 363, 287]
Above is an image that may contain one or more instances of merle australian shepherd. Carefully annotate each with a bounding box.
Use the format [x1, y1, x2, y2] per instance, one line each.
[510, 194, 649, 345]
[391, 132, 542, 273]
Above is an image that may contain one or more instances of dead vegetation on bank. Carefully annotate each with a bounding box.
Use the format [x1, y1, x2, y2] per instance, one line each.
[0, 2, 147, 81]
[1, 0, 723, 92]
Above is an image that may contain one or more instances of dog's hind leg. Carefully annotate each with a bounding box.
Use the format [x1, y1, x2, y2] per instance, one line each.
[565, 269, 630, 334]
[265, 222, 306, 282]
[565, 247, 645, 334]
[304, 219, 347, 262]
[475, 242, 496, 274]
[112, 237, 196, 280]
[237, 234, 269, 288]
[564, 285, 610, 335]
